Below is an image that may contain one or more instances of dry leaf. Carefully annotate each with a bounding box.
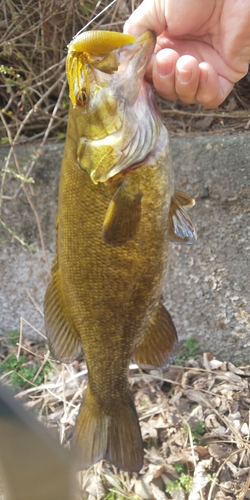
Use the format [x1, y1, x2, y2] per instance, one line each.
[143, 464, 165, 484]
[208, 443, 234, 460]
[205, 414, 221, 429]
[104, 474, 124, 493]
[189, 458, 213, 497]
[195, 445, 210, 458]
[203, 352, 213, 371]
[171, 488, 186, 500]
[150, 482, 167, 500]
[241, 422, 249, 435]
[145, 446, 164, 465]
[8, 328, 250, 500]
[228, 362, 245, 375]
[186, 389, 210, 406]
[226, 461, 250, 478]
[86, 477, 106, 497]
[214, 494, 232, 499]
[141, 421, 158, 439]
[210, 360, 224, 370]
[134, 478, 153, 500]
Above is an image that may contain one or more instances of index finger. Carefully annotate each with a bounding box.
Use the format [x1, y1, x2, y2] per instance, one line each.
[124, 0, 167, 38]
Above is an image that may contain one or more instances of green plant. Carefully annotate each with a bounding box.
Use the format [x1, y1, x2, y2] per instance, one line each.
[179, 473, 193, 494]
[7, 329, 20, 345]
[0, 137, 9, 145]
[183, 422, 206, 445]
[166, 462, 194, 496]
[104, 491, 127, 500]
[57, 132, 66, 139]
[174, 337, 200, 364]
[104, 493, 119, 500]
[173, 462, 185, 474]
[184, 338, 200, 357]
[207, 472, 218, 485]
[0, 220, 36, 252]
[165, 479, 182, 494]
[0, 353, 54, 388]
[165, 473, 193, 495]
[2, 167, 35, 184]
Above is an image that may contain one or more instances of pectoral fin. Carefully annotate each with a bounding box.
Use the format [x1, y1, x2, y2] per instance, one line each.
[167, 191, 197, 245]
[174, 190, 196, 208]
[102, 185, 142, 246]
[44, 257, 83, 363]
[133, 301, 178, 369]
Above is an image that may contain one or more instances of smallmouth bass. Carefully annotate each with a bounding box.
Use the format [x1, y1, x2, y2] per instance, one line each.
[44, 30, 196, 472]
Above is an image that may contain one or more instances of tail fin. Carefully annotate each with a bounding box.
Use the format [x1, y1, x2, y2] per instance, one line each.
[74, 386, 143, 472]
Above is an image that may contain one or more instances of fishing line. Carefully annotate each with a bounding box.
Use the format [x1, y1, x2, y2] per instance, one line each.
[73, 0, 117, 39]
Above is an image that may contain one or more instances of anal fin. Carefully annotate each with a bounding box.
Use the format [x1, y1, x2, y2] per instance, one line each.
[133, 301, 178, 369]
[102, 184, 142, 246]
[44, 257, 82, 363]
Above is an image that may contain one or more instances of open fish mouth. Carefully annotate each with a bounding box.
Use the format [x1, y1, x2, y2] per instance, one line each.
[66, 31, 162, 184]
[67, 31, 155, 107]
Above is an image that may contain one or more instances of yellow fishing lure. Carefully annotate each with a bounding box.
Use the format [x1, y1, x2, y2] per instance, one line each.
[66, 31, 135, 107]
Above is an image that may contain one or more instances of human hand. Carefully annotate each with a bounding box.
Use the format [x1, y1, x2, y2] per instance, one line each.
[124, 0, 250, 108]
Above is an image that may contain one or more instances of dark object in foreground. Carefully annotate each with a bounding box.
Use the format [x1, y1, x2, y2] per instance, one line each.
[0, 382, 75, 500]
[44, 30, 196, 472]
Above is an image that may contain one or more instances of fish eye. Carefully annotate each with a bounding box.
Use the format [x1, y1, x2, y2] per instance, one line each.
[76, 88, 87, 107]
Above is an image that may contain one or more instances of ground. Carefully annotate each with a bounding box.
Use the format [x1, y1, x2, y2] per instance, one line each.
[1, 334, 250, 499]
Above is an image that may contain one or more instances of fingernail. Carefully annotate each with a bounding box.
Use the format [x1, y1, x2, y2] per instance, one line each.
[156, 59, 174, 78]
[199, 69, 208, 86]
[177, 68, 192, 84]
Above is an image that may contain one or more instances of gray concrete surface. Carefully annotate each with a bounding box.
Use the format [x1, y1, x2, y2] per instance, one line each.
[0, 134, 249, 364]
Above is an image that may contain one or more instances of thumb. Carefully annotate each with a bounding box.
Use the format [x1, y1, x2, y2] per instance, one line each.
[124, 0, 167, 38]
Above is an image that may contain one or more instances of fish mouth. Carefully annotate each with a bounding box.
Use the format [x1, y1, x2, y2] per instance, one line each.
[91, 32, 160, 184]
[66, 31, 136, 108]
[69, 31, 161, 184]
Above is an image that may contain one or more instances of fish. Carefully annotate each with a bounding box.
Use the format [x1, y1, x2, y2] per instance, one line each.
[44, 30, 196, 473]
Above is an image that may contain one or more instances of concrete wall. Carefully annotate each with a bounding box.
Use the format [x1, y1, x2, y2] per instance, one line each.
[0, 135, 249, 364]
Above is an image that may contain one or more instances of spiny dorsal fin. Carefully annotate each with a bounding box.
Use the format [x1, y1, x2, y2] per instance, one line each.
[167, 191, 197, 245]
[44, 256, 83, 363]
[133, 301, 178, 369]
[102, 185, 142, 246]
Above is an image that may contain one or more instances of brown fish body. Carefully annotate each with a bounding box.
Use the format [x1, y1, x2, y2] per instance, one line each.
[44, 31, 196, 472]
[59, 117, 173, 386]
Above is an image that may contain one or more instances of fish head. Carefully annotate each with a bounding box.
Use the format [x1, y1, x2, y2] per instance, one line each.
[66, 30, 161, 184]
